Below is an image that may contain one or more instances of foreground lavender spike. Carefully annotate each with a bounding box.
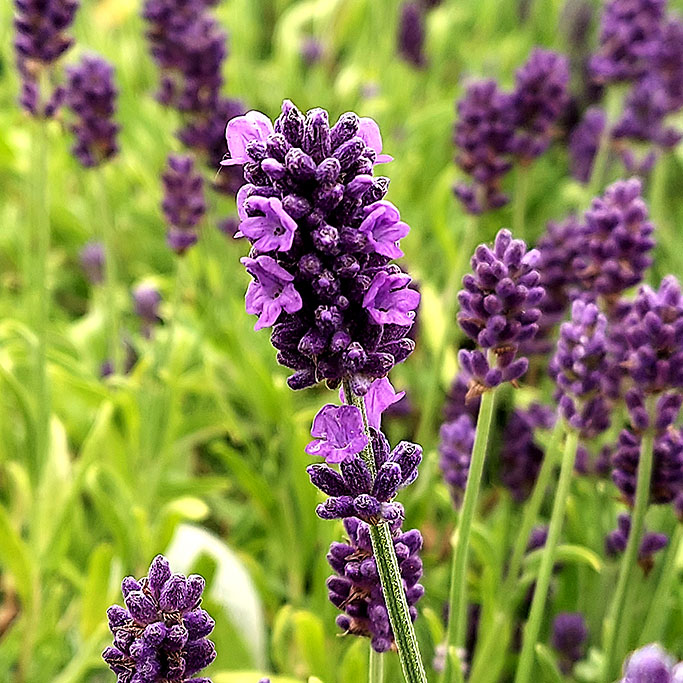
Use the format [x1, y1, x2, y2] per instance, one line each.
[457, 228, 543, 399]
[102, 554, 216, 682]
[229, 101, 418, 394]
[327, 518, 424, 653]
[65, 55, 120, 168]
[162, 155, 206, 255]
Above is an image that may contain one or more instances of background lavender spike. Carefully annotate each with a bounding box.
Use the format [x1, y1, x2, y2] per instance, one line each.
[438, 414, 475, 507]
[397, 2, 427, 68]
[551, 612, 588, 673]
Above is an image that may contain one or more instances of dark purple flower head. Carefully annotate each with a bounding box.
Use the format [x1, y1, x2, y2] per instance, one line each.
[612, 426, 683, 506]
[80, 241, 105, 285]
[622, 276, 683, 393]
[590, 0, 666, 84]
[550, 299, 611, 437]
[162, 155, 206, 255]
[305, 404, 369, 463]
[576, 178, 655, 298]
[102, 554, 216, 682]
[620, 644, 674, 683]
[606, 513, 668, 574]
[439, 414, 475, 507]
[527, 525, 549, 552]
[457, 229, 543, 398]
[551, 612, 588, 671]
[308, 427, 421, 524]
[327, 518, 424, 652]
[569, 106, 606, 183]
[230, 101, 417, 393]
[511, 48, 570, 160]
[501, 404, 556, 502]
[453, 81, 515, 214]
[655, 16, 683, 113]
[65, 55, 120, 168]
[397, 2, 426, 68]
[14, 0, 79, 116]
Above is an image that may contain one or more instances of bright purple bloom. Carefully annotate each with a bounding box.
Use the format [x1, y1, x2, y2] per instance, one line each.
[102, 554, 216, 682]
[551, 613, 588, 672]
[620, 644, 674, 683]
[308, 428, 421, 523]
[550, 299, 611, 437]
[457, 229, 543, 398]
[327, 518, 424, 653]
[232, 101, 413, 393]
[438, 414, 475, 507]
[453, 81, 515, 214]
[80, 242, 105, 285]
[162, 155, 206, 255]
[241, 256, 303, 331]
[397, 2, 426, 68]
[349, 377, 406, 429]
[576, 178, 655, 298]
[305, 404, 368, 463]
[569, 106, 606, 183]
[237, 196, 297, 252]
[511, 48, 570, 160]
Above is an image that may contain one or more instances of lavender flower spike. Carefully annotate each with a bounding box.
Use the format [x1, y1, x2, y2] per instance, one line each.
[438, 414, 475, 507]
[305, 404, 368, 463]
[231, 100, 417, 393]
[457, 228, 543, 398]
[397, 2, 426, 68]
[102, 554, 216, 682]
[551, 613, 588, 673]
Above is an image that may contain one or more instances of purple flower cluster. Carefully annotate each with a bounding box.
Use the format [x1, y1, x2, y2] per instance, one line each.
[551, 613, 588, 673]
[13, 0, 79, 116]
[230, 101, 419, 393]
[569, 107, 606, 183]
[443, 373, 480, 422]
[438, 414, 475, 507]
[457, 229, 543, 398]
[605, 514, 668, 574]
[102, 554, 216, 683]
[620, 644, 683, 683]
[162, 155, 207, 255]
[65, 55, 120, 168]
[500, 404, 556, 502]
[308, 425, 421, 524]
[327, 518, 424, 653]
[397, 2, 426, 68]
[550, 299, 611, 437]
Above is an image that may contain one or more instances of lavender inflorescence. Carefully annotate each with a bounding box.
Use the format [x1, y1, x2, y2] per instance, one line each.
[605, 513, 668, 574]
[438, 413, 475, 507]
[551, 612, 588, 673]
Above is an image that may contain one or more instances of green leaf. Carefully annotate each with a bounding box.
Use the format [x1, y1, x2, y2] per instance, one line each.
[212, 674, 300, 683]
[523, 544, 603, 575]
[534, 643, 564, 683]
[0, 504, 35, 607]
[292, 610, 330, 681]
[80, 543, 114, 638]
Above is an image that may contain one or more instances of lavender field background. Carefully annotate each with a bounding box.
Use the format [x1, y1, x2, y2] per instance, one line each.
[1, 0, 683, 682]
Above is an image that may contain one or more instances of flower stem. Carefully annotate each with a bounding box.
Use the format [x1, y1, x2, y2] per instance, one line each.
[442, 386, 497, 683]
[512, 165, 530, 240]
[369, 632, 385, 683]
[514, 426, 577, 683]
[344, 382, 427, 683]
[601, 407, 656, 680]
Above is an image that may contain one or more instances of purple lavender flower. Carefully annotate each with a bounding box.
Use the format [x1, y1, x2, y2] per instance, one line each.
[327, 518, 424, 652]
[576, 178, 655, 299]
[230, 101, 417, 393]
[65, 55, 120, 168]
[511, 48, 570, 160]
[340, 377, 406, 429]
[162, 155, 206, 255]
[102, 554, 216, 682]
[612, 427, 683, 506]
[501, 404, 556, 502]
[80, 241, 105, 285]
[569, 106, 606, 183]
[590, 0, 666, 85]
[550, 299, 611, 437]
[443, 373, 480, 422]
[526, 525, 548, 552]
[14, 0, 79, 116]
[236, 197, 298, 252]
[308, 427, 421, 524]
[655, 16, 683, 113]
[453, 81, 515, 214]
[305, 404, 368, 463]
[551, 613, 588, 672]
[620, 644, 674, 683]
[457, 229, 543, 399]
[397, 2, 426, 68]
[606, 513, 668, 574]
[438, 414, 475, 507]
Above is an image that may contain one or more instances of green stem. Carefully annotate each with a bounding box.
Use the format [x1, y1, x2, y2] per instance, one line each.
[601, 409, 656, 681]
[514, 426, 577, 683]
[343, 383, 427, 683]
[442, 387, 497, 683]
[512, 165, 531, 240]
[369, 639, 385, 683]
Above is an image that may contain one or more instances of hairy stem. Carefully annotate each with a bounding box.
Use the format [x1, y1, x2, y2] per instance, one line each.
[514, 426, 577, 683]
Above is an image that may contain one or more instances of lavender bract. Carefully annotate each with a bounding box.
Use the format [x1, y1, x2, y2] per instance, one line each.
[308, 426, 421, 524]
[457, 229, 543, 398]
[327, 518, 424, 653]
[230, 101, 418, 393]
[66, 55, 120, 168]
[102, 554, 216, 683]
[438, 414, 475, 507]
[162, 155, 206, 255]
